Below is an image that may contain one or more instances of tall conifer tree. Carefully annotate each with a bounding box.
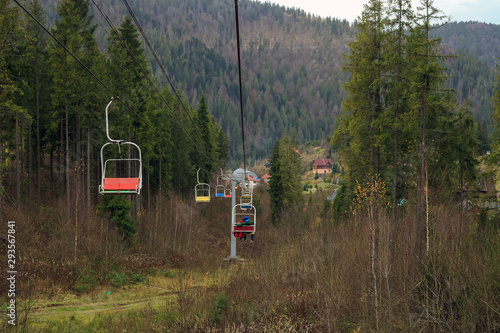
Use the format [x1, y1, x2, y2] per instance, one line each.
[195, 94, 212, 183]
[24, 0, 50, 209]
[0, 0, 26, 219]
[492, 61, 500, 157]
[269, 134, 302, 226]
[269, 138, 283, 226]
[408, 0, 448, 258]
[50, 0, 96, 224]
[385, 0, 414, 221]
[332, 0, 386, 205]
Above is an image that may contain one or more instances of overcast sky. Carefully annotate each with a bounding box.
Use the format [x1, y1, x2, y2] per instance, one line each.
[251, 0, 500, 24]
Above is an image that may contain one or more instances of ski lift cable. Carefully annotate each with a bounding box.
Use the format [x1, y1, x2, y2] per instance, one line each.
[234, 0, 248, 182]
[92, 0, 214, 165]
[14, 0, 211, 173]
[121, 0, 209, 150]
[13, 0, 161, 145]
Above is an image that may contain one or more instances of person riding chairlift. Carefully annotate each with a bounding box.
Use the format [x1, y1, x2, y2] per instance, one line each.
[234, 216, 254, 241]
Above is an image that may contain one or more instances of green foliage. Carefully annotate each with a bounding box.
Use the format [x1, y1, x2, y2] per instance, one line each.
[98, 196, 136, 242]
[4, 0, 496, 176]
[269, 134, 303, 226]
[105, 270, 129, 289]
[269, 139, 283, 226]
[163, 269, 178, 278]
[492, 61, 500, 159]
[210, 292, 229, 324]
[480, 209, 500, 233]
[333, 0, 480, 214]
[103, 270, 143, 289]
[128, 271, 145, 284]
[74, 268, 98, 294]
[195, 94, 213, 182]
[0, 0, 29, 176]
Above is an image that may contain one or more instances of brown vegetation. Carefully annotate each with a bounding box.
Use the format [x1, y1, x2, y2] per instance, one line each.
[1, 181, 499, 332]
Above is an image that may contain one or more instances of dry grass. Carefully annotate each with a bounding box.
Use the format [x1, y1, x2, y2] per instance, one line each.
[1, 185, 499, 332]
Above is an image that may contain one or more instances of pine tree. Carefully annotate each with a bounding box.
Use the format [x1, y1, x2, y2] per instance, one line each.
[268, 134, 302, 226]
[492, 61, 500, 158]
[452, 100, 480, 222]
[50, 0, 96, 225]
[269, 139, 283, 226]
[79, 26, 106, 236]
[23, 0, 50, 209]
[385, 0, 414, 222]
[0, 0, 27, 219]
[332, 0, 386, 208]
[107, 16, 149, 99]
[408, 0, 448, 258]
[280, 134, 302, 208]
[98, 196, 136, 243]
[195, 94, 212, 182]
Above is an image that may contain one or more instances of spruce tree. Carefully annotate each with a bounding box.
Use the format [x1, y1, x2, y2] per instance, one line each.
[50, 0, 96, 224]
[195, 94, 212, 182]
[332, 0, 386, 208]
[0, 0, 27, 220]
[268, 134, 302, 226]
[385, 0, 414, 220]
[492, 61, 500, 158]
[107, 16, 149, 98]
[23, 0, 50, 209]
[269, 138, 283, 226]
[408, 0, 448, 257]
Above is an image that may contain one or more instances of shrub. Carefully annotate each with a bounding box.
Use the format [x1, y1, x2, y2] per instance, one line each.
[163, 269, 178, 278]
[73, 268, 98, 294]
[98, 196, 136, 242]
[128, 271, 145, 284]
[210, 292, 229, 324]
[105, 270, 129, 289]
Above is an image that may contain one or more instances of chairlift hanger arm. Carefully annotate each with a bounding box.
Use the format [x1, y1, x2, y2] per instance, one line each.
[105, 97, 121, 143]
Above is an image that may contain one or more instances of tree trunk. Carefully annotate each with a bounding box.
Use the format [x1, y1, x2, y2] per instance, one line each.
[50, 149, 53, 185]
[28, 121, 32, 211]
[36, 67, 41, 208]
[66, 95, 71, 225]
[60, 121, 63, 188]
[87, 122, 91, 239]
[75, 181, 78, 264]
[16, 115, 20, 208]
[154, 157, 161, 247]
[76, 107, 81, 230]
[0, 129, 3, 225]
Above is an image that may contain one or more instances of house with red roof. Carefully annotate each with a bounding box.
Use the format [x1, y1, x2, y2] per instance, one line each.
[312, 158, 333, 175]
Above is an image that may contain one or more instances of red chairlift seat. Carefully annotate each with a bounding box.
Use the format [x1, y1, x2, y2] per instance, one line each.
[233, 225, 255, 232]
[99, 98, 142, 195]
[102, 178, 140, 194]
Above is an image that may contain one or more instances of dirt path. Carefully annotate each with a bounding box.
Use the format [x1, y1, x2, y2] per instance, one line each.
[27, 276, 205, 322]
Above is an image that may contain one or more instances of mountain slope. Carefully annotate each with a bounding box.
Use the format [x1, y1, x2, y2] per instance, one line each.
[39, 0, 499, 163]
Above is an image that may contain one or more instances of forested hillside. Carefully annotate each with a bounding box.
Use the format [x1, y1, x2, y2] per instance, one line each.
[31, 0, 499, 163]
[1, 0, 229, 228]
[87, 0, 354, 163]
[436, 22, 500, 134]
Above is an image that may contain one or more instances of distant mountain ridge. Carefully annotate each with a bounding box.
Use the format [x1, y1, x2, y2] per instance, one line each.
[435, 21, 500, 67]
[39, 0, 499, 163]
